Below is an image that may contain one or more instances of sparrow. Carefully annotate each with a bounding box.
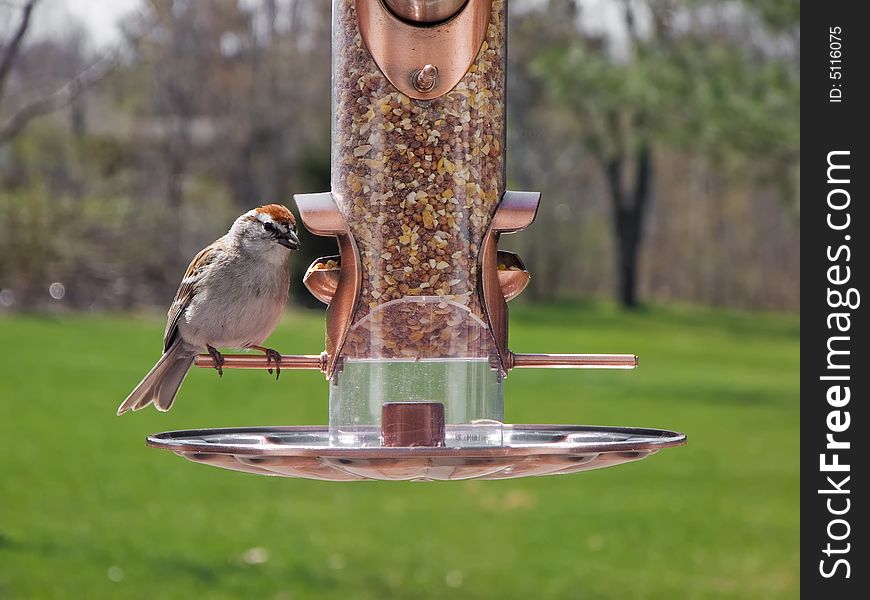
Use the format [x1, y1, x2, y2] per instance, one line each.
[117, 204, 300, 415]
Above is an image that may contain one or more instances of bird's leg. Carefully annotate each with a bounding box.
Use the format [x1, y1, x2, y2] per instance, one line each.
[249, 345, 282, 380]
[206, 345, 224, 377]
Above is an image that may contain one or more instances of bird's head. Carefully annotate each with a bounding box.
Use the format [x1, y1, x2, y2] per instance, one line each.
[233, 204, 300, 252]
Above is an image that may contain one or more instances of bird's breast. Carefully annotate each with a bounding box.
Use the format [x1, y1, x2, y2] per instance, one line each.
[180, 257, 290, 348]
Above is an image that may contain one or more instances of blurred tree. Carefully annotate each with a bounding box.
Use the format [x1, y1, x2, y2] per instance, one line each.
[1, 0, 800, 313]
[0, 0, 36, 107]
[0, 0, 118, 146]
[535, 0, 799, 308]
[120, 0, 330, 268]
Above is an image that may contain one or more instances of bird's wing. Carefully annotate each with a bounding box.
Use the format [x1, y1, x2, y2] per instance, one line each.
[163, 243, 222, 352]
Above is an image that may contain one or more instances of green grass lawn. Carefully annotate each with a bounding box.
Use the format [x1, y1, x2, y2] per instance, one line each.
[0, 303, 799, 599]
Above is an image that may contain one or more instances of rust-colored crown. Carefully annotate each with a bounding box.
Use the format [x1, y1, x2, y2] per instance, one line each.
[255, 204, 297, 226]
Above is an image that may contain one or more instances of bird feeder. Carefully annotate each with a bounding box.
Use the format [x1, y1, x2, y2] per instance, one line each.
[146, 0, 685, 481]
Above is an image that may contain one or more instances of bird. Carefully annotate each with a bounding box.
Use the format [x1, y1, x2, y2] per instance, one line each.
[117, 204, 300, 415]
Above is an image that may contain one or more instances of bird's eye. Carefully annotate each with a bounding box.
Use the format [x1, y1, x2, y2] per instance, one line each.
[263, 222, 277, 233]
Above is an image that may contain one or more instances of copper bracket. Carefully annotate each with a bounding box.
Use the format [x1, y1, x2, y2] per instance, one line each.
[355, 0, 492, 100]
[294, 192, 361, 378]
[481, 190, 541, 373]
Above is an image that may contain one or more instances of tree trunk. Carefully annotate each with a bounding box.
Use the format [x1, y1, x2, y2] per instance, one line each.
[604, 142, 652, 309]
[615, 210, 641, 308]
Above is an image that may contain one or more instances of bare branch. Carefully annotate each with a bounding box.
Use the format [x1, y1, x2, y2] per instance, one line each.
[0, 5, 156, 145]
[0, 51, 116, 144]
[0, 0, 37, 103]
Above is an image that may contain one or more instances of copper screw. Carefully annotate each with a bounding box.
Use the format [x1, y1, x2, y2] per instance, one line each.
[412, 64, 438, 92]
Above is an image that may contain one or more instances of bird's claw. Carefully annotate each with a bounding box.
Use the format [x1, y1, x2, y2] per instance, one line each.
[264, 348, 281, 380]
[207, 345, 224, 378]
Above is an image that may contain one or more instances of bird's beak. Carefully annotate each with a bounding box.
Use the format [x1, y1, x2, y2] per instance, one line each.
[279, 229, 300, 250]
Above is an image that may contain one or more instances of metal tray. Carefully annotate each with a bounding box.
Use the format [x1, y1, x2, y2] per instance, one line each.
[147, 425, 686, 481]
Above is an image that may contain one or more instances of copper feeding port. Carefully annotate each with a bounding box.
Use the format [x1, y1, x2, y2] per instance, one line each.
[354, 0, 492, 100]
[303, 256, 341, 305]
[304, 251, 529, 306]
[382, 0, 469, 24]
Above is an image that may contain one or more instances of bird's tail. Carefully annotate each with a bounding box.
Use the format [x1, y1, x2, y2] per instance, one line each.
[117, 342, 196, 415]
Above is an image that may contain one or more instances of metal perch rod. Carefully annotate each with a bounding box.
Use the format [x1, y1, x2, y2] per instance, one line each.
[508, 352, 637, 369]
[193, 352, 637, 371]
[194, 354, 327, 371]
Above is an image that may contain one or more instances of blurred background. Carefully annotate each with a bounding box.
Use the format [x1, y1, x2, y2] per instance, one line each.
[1, 1, 799, 599]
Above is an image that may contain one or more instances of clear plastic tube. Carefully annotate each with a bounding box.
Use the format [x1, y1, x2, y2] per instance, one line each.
[330, 0, 507, 445]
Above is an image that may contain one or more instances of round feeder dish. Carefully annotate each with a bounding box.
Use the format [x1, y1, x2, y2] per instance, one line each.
[147, 425, 686, 482]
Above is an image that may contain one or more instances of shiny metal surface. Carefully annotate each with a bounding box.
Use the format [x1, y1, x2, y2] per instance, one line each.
[191, 352, 636, 372]
[303, 250, 528, 305]
[303, 255, 341, 304]
[355, 0, 491, 99]
[383, 0, 468, 24]
[327, 232, 362, 376]
[294, 192, 347, 236]
[481, 191, 542, 372]
[147, 425, 686, 481]
[294, 192, 361, 378]
[496, 250, 530, 301]
[509, 353, 638, 369]
[412, 64, 439, 92]
[193, 353, 326, 371]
